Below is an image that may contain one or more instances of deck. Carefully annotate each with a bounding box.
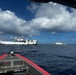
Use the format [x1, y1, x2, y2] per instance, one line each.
[0, 54, 30, 75]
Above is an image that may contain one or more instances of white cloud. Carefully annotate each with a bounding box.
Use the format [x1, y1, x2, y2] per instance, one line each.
[32, 2, 76, 32]
[26, 3, 40, 13]
[0, 9, 36, 35]
[51, 32, 56, 34]
[0, 2, 76, 36]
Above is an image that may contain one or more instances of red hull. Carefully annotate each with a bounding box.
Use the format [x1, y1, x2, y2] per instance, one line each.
[0, 54, 50, 75]
[16, 54, 50, 75]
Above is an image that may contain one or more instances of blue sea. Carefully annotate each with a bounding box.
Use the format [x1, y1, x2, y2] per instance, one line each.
[0, 44, 76, 75]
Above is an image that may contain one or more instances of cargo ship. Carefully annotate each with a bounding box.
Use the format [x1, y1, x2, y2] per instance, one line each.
[0, 38, 37, 45]
[0, 52, 50, 75]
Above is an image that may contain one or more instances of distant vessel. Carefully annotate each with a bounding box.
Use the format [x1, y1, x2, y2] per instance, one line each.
[54, 42, 64, 45]
[0, 38, 37, 45]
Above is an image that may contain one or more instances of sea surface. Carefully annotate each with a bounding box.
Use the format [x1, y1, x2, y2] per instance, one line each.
[0, 44, 76, 75]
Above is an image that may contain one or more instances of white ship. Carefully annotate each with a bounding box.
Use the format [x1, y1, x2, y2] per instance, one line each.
[0, 38, 37, 45]
[54, 42, 64, 45]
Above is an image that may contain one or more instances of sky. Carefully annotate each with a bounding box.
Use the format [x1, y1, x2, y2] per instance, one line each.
[0, 0, 76, 44]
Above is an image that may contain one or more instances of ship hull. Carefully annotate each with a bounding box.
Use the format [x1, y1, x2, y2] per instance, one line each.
[0, 41, 37, 45]
[0, 53, 50, 75]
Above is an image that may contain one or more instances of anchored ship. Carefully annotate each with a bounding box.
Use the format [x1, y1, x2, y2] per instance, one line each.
[0, 52, 50, 75]
[0, 38, 37, 45]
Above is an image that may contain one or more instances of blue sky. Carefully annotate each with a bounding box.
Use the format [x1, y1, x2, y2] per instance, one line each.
[0, 0, 76, 44]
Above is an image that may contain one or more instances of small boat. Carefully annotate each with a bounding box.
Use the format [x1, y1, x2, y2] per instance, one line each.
[0, 52, 50, 75]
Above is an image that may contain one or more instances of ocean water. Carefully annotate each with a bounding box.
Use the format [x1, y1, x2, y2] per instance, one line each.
[0, 44, 76, 75]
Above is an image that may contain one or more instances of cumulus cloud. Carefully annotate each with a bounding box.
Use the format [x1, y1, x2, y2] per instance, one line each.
[34, 2, 76, 32]
[27, 2, 76, 34]
[0, 2, 76, 36]
[0, 9, 36, 35]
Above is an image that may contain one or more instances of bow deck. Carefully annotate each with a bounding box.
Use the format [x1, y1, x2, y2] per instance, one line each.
[0, 54, 29, 75]
[0, 52, 50, 75]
